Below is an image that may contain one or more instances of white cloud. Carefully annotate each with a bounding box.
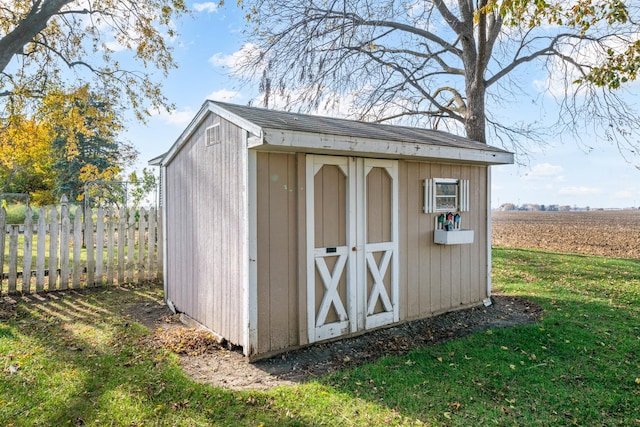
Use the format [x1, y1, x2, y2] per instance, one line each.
[209, 44, 263, 77]
[103, 40, 126, 53]
[193, 2, 219, 13]
[250, 86, 365, 120]
[523, 163, 564, 180]
[558, 186, 603, 196]
[208, 89, 241, 102]
[211, 46, 418, 126]
[152, 107, 196, 126]
[250, 82, 429, 128]
[209, 52, 232, 67]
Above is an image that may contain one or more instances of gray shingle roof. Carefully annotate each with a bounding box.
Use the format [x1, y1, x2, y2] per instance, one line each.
[211, 101, 510, 155]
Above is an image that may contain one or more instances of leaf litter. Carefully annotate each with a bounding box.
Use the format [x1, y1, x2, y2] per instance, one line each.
[127, 294, 542, 390]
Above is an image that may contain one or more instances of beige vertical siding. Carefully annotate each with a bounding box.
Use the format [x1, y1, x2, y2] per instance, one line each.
[164, 112, 247, 346]
[251, 155, 488, 356]
[295, 154, 309, 347]
[255, 152, 300, 355]
[398, 160, 488, 321]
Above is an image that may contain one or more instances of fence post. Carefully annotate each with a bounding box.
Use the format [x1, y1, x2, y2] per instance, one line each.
[157, 209, 163, 280]
[0, 207, 5, 294]
[107, 209, 115, 285]
[8, 225, 18, 293]
[22, 206, 33, 293]
[127, 208, 135, 282]
[147, 208, 155, 281]
[72, 209, 83, 288]
[59, 195, 70, 290]
[85, 208, 94, 286]
[96, 207, 105, 285]
[138, 208, 146, 281]
[117, 207, 126, 284]
[35, 207, 46, 292]
[48, 206, 59, 290]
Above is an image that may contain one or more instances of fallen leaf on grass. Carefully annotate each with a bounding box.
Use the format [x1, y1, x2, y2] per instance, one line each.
[171, 399, 190, 411]
[152, 327, 221, 356]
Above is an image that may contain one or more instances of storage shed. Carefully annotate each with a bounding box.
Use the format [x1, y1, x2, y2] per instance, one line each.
[153, 100, 514, 360]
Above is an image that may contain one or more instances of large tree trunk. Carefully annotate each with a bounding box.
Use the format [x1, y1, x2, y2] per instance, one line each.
[0, 0, 72, 79]
[459, 0, 488, 144]
[464, 83, 487, 143]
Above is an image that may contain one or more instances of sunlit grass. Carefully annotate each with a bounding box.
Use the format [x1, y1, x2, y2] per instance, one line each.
[328, 248, 640, 425]
[1, 249, 639, 426]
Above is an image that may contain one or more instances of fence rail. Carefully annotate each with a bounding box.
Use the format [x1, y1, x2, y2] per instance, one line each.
[0, 197, 162, 295]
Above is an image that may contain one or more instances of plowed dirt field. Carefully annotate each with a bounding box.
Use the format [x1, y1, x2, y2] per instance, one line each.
[492, 210, 640, 259]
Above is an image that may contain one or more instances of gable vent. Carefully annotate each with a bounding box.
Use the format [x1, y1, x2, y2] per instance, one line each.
[205, 124, 221, 146]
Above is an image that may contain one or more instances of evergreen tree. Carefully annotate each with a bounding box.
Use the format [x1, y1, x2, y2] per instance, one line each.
[46, 86, 137, 205]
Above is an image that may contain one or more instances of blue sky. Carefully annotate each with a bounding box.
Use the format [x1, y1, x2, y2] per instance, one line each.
[124, 2, 640, 210]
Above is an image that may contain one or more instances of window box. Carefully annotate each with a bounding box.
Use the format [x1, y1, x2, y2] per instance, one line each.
[434, 229, 475, 245]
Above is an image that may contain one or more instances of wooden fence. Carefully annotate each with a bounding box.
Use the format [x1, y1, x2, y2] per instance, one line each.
[0, 197, 162, 295]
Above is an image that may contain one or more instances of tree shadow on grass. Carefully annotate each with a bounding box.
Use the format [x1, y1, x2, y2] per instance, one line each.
[0, 286, 340, 426]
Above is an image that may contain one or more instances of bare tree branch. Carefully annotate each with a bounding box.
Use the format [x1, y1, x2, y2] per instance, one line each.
[237, 0, 640, 159]
[0, 0, 186, 120]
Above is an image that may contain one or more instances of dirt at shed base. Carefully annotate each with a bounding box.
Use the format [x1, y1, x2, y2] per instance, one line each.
[127, 294, 542, 391]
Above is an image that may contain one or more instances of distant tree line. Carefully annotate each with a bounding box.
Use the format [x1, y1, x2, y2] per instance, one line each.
[498, 203, 640, 211]
[498, 203, 587, 212]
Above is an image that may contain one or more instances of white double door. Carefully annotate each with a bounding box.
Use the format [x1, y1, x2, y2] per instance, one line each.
[306, 155, 399, 343]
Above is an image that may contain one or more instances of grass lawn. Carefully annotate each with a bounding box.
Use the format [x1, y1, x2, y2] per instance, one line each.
[1, 248, 639, 426]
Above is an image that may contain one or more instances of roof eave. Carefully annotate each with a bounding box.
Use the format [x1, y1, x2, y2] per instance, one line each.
[148, 153, 165, 166]
[252, 128, 514, 165]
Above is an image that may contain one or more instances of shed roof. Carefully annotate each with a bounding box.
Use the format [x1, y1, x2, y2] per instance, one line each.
[158, 100, 514, 166]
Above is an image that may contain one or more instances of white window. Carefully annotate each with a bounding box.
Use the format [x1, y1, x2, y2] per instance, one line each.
[424, 178, 470, 213]
[434, 179, 458, 211]
[205, 124, 220, 146]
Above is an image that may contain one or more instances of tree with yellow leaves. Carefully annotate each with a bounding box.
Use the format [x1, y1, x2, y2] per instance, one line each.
[42, 85, 137, 203]
[0, 0, 194, 203]
[0, 98, 55, 204]
[0, 85, 136, 204]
